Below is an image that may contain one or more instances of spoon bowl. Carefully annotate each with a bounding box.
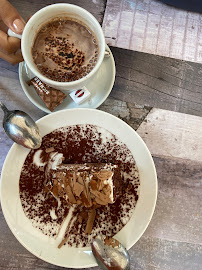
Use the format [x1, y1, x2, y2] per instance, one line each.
[91, 237, 130, 270]
[0, 102, 42, 149]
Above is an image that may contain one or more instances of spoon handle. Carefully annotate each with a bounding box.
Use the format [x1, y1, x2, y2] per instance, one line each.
[0, 102, 9, 114]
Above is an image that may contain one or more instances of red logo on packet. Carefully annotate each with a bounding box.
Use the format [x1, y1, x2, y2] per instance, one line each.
[69, 86, 91, 105]
[75, 89, 84, 98]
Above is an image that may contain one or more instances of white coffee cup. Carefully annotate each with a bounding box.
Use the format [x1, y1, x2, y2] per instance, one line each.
[9, 3, 106, 91]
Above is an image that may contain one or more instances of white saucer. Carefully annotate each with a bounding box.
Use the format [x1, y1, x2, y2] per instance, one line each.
[19, 45, 115, 113]
[1, 109, 157, 268]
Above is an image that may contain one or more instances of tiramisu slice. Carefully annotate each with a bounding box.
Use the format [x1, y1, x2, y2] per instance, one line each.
[45, 162, 122, 247]
[45, 163, 121, 208]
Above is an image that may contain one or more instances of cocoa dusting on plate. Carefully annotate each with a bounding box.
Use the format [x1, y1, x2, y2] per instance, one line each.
[19, 124, 140, 248]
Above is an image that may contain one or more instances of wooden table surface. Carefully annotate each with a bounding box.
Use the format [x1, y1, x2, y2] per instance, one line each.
[0, 1, 202, 269]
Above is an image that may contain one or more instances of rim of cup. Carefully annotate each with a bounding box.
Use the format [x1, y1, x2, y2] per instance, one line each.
[21, 3, 105, 87]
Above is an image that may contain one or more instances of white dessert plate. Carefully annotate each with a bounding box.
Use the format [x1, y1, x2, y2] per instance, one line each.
[0, 109, 157, 268]
[18, 45, 115, 113]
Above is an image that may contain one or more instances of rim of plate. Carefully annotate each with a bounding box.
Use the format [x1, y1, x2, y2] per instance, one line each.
[0, 108, 158, 268]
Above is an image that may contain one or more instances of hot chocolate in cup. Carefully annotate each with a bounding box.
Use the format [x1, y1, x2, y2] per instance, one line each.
[20, 4, 105, 91]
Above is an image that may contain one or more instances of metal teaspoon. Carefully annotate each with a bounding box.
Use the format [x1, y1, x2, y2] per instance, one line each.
[0, 102, 42, 149]
[92, 237, 130, 270]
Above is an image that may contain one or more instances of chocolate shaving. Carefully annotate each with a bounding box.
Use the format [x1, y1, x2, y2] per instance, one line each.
[73, 182, 84, 197]
[52, 185, 58, 197]
[45, 147, 55, 153]
[85, 208, 96, 235]
[80, 211, 88, 221]
[77, 174, 84, 185]
[90, 179, 97, 191]
[58, 237, 69, 249]
[78, 216, 83, 223]
[58, 215, 75, 249]
[91, 189, 112, 205]
[78, 174, 92, 207]
[104, 237, 120, 248]
[65, 185, 77, 204]
[55, 172, 68, 192]
[76, 200, 82, 205]
[72, 172, 76, 189]
[95, 170, 113, 191]
[94, 170, 113, 181]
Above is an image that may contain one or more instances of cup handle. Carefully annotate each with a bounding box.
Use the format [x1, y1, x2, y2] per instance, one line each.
[104, 50, 110, 58]
[7, 28, 22, 39]
[104, 44, 110, 58]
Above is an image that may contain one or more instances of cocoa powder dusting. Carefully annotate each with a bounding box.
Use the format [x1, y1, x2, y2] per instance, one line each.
[32, 19, 98, 82]
[19, 125, 140, 248]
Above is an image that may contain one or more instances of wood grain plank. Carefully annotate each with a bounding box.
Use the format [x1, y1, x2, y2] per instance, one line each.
[130, 236, 202, 270]
[137, 108, 202, 162]
[136, 108, 202, 244]
[99, 97, 152, 130]
[102, 0, 123, 47]
[144, 156, 202, 245]
[110, 47, 202, 117]
[103, 0, 202, 64]
[9, 0, 107, 24]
